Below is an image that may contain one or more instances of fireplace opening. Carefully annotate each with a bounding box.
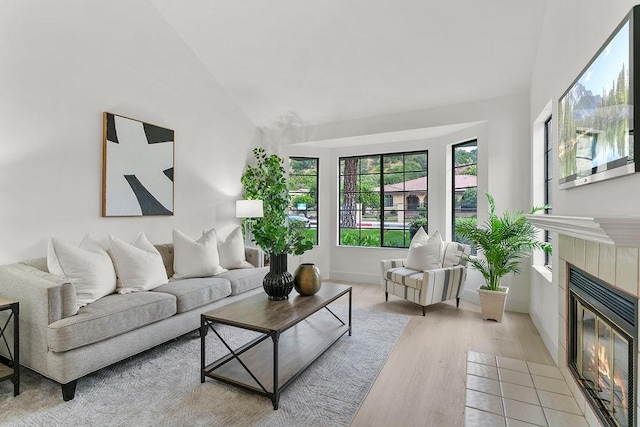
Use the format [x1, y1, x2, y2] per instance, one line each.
[569, 266, 637, 427]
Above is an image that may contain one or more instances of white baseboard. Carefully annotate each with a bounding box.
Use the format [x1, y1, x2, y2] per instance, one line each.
[331, 275, 530, 313]
[330, 271, 380, 285]
[461, 288, 480, 305]
[530, 311, 559, 365]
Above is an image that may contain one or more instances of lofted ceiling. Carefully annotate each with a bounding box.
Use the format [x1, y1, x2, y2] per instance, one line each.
[150, 0, 547, 129]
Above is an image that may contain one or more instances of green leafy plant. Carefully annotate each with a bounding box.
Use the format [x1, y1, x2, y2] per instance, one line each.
[409, 217, 428, 239]
[454, 193, 551, 292]
[240, 147, 313, 256]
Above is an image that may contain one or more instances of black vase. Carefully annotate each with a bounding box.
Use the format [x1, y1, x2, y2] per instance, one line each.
[263, 253, 294, 301]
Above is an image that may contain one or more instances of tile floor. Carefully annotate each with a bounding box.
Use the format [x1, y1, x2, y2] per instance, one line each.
[465, 351, 589, 427]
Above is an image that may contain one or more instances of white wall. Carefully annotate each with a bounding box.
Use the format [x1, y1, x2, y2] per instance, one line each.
[0, 0, 260, 264]
[284, 94, 534, 312]
[528, 0, 639, 363]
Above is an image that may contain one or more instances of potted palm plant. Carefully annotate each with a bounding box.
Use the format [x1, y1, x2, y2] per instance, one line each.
[454, 193, 550, 322]
[241, 147, 313, 300]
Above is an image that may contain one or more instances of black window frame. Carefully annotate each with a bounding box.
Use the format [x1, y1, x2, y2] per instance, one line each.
[288, 156, 319, 246]
[338, 150, 428, 248]
[452, 140, 478, 247]
[544, 116, 553, 268]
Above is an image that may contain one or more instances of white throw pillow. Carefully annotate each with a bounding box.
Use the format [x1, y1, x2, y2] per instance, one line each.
[47, 234, 117, 308]
[442, 241, 465, 267]
[172, 228, 227, 279]
[109, 233, 168, 294]
[217, 226, 253, 269]
[405, 228, 442, 271]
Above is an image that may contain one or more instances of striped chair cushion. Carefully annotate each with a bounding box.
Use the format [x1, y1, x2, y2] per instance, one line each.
[386, 267, 424, 290]
[442, 242, 471, 267]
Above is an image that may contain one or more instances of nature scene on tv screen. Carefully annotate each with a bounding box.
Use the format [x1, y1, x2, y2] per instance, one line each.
[558, 21, 632, 183]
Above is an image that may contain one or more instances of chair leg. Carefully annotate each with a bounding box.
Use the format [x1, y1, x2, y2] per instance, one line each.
[385, 292, 388, 302]
[456, 297, 460, 308]
[421, 305, 426, 316]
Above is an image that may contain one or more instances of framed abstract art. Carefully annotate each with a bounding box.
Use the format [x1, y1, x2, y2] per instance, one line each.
[102, 112, 174, 216]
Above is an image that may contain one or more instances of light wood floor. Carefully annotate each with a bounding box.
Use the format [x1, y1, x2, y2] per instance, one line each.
[329, 280, 555, 427]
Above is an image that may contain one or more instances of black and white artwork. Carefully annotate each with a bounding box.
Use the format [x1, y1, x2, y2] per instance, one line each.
[102, 112, 174, 216]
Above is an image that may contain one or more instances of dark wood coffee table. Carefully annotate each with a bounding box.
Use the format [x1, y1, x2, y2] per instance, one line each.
[200, 283, 352, 409]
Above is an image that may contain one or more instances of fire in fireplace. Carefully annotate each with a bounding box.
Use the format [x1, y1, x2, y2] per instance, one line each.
[568, 266, 637, 427]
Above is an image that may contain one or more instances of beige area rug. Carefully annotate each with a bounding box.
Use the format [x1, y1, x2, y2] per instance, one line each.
[0, 306, 408, 427]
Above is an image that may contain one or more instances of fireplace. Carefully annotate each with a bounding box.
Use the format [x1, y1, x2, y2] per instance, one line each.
[568, 266, 638, 427]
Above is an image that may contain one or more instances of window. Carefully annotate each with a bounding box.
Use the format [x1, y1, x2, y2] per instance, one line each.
[339, 151, 428, 248]
[544, 117, 552, 267]
[288, 157, 318, 245]
[452, 140, 477, 248]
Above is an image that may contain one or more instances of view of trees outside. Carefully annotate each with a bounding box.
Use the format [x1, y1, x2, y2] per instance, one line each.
[453, 140, 477, 249]
[339, 151, 428, 248]
[288, 157, 318, 245]
[558, 21, 631, 183]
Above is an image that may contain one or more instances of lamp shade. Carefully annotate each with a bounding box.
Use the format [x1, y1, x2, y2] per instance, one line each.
[236, 200, 264, 218]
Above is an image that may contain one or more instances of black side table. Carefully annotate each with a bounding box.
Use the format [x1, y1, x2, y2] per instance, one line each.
[0, 298, 19, 396]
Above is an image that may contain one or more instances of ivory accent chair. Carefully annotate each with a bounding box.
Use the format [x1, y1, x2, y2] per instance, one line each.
[380, 241, 471, 315]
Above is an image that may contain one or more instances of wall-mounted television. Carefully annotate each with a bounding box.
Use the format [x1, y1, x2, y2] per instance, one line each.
[558, 6, 639, 189]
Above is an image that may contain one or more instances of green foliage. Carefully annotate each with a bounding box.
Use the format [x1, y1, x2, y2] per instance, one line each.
[339, 229, 380, 247]
[339, 229, 409, 248]
[288, 158, 317, 209]
[289, 158, 316, 170]
[454, 193, 551, 291]
[462, 165, 477, 176]
[291, 193, 315, 208]
[301, 228, 317, 245]
[461, 188, 477, 207]
[454, 216, 477, 249]
[240, 147, 313, 256]
[559, 64, 629, 179]
[383, 229, 409, 247]
[454, 147, 477, 167]
[358, 186, 380, 210]
[409, 218, 428, 239]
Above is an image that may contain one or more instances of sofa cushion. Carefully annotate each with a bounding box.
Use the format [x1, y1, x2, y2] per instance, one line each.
[47, 235, 117, 308]
[47, 291, 176, 352]
[152, 277, 231, 313]
[215, 267, 269, 295]
[217, 226, 254, 269]
[386, 267, 424, 290]
[172, 228, 227, 279]
[109, 233, 168, 293]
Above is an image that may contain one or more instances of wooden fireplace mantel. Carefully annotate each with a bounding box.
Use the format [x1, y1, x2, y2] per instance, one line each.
[525, 214, 640, 248]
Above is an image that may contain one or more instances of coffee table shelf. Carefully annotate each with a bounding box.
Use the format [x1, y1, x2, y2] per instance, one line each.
[201, 283, 351, 409]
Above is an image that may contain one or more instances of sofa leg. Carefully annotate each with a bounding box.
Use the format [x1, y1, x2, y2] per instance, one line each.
[456, 297, 460, 308]
[61, 380, 77, 401]
[421, 306, 426, 316]
[385, 292, 388, 302]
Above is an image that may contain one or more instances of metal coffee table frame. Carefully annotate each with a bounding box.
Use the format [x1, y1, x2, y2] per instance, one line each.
[200, 284, 351, 409]
[0, 298, 19, 397]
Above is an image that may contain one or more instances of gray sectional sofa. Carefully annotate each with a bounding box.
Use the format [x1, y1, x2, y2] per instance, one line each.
[0, 244, 268, 400]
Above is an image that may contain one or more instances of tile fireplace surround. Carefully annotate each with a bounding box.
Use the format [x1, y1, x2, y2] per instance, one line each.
[527, 215, 640, 427]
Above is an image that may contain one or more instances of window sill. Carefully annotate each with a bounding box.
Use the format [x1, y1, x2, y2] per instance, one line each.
[532, 265, 552, 283]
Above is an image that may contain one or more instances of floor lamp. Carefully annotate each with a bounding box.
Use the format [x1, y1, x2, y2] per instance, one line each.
[236, 200, 264, 246]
